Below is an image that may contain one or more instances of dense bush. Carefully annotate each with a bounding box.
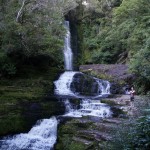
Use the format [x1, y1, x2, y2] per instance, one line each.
[110, 96, 150, 150]
[130, 116, 150, 149]
[0, 0, 67, 76]
[80, 0, 150, 93]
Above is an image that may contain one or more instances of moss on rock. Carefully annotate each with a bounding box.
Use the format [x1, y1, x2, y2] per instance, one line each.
[0, 67, 65, 136]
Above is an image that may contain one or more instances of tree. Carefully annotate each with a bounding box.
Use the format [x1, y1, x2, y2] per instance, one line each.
[0, 0, 74, 75]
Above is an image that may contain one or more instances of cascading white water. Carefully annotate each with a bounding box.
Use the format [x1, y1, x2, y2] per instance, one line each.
[54, 71, 77, 96]
[97, 80, 110, 95]
[63, 99, 112, 118]
[54, 71, 112, 118]
[0, 117, 58, 150]
[63, 99, 74, 113]
[64, 21, 73, 71]
[54, 71, 111, 98]
[0, 20, 112, 150]
[0, 21, 74, 150]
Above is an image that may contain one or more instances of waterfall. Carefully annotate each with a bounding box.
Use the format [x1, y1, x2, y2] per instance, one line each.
[0, 21, 112, 149]
[63, 99, 112, 118]
[97, 80, 110, 95]
[54, 71, 112, 118]
[54, 72, 111, 98]
[54, 71, 77, 96]
[0, 117, 58, 150]
[64, 21, 73, 71]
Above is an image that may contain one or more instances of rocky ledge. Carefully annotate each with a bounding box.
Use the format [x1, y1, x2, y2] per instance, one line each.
[80, 64, 136, 94]
[55, 94, 141, 150]
[80, 64, 134, 82]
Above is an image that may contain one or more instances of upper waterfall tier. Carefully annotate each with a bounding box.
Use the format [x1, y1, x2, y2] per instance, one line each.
[54, 71, 110, 98]
[64, 21, 73, 71]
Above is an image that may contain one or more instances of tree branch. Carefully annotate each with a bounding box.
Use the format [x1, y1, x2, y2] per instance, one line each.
[16, 0, 26, 22]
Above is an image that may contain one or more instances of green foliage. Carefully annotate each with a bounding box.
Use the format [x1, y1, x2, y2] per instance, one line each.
[81, 0, 124, 64]
[83, 0, 149, 59]
[112, 116, 150, 150]
[2, 63, 16, 76]
[0, 54, 16, 76]
[0, 0, 66, 76]
[129, 38, 150, 80]
[81, 0, 150, 93]
[130, 116, 150, 149]
[111, 97, 150, 150]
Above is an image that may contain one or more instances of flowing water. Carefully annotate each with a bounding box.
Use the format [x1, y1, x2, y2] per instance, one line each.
[54, 71, 76, 96]
[63, 99, 112, 118]
[54, 71, 112, 118]
[0, 117, 57, 150]
[54, 71, 110, 98]
[64, 21, 73, 71]
[0, 21, 112, 150]
[54, 20, 112, 118]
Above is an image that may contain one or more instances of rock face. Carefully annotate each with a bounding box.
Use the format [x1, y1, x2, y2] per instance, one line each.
[0, 96, 65, 136]
[70, 73, 99, 96]
[80, 64, 136, 94]
[80, 64, 131, 80]
[70, 72, 110, 97]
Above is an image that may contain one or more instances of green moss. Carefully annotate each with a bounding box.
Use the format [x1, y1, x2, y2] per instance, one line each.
[56, 119, 95, 150]
[60, 124, 77, 134]
[0, 114, 26, 135]
[68, 141, 86, 150]
[101, 99, 117, 106]
[56, 134, 87, 150]
[0, 67, 58, 102]
[0, 67, 60, 135]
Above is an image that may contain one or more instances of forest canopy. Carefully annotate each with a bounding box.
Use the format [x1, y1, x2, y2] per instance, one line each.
[0, 0, 72, 76]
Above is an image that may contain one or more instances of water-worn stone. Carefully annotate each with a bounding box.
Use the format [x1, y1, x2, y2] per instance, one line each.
[70, 73, 99, 96]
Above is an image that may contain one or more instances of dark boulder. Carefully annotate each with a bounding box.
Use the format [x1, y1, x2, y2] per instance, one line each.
[70, 73, 99, 96]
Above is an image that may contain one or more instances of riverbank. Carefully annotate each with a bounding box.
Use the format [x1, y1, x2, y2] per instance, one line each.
[0, 67, 65, 136]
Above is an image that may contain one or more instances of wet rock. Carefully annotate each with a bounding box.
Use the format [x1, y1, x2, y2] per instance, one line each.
[80, 64, 136, 94]
[111, 106, 125, 117]
[110, 82, 122, 94]
[70, 73, 99, 96]
[73, 137, 92, 145]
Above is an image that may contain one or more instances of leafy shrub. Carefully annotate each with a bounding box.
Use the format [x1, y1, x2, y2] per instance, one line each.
[130, 116, 150, 149]
[111, 101, 150, 150]
[0, 55, 16, 77]
[2, 63, 16, 76]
